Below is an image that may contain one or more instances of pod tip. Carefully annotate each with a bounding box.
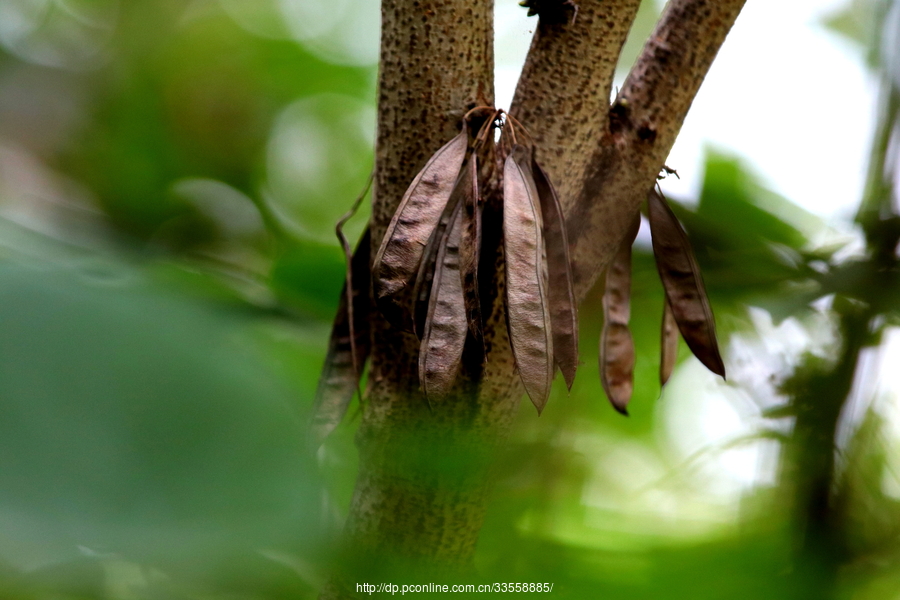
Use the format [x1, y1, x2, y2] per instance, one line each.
[612, 403, 629, 417]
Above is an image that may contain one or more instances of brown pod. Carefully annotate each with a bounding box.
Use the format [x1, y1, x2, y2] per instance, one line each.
[372, 132, 468, 330]
[660, 298, 678, 386]
[600, 214, 640, 415]
[532, 157, 578, 391]
[647, 190, 725, 378]
[457, 155, 483, 344]
[504, 144, 554, 414]
[419, 203, 467, 399]
[413, 243, 438, 340]
[412, 160, 470, 339]
[309, 227, 372, 447]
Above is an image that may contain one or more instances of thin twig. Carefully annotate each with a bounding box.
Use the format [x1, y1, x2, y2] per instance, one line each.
[336, 170, 374, 385]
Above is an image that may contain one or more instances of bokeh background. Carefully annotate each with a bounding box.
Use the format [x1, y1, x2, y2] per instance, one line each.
[1, 0, 900, 598]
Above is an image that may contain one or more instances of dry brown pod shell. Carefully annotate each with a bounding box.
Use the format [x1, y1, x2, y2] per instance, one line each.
[504, 144, 554, 414]
[648, 189, 725, 379]
[457, 155, 483, 345]
[372, 131, 468, 331]
[532, 156, 578, 391]
[309, 227, 371, 447]
[413, 245, 438, 341]
[419, 202, 467, 399]
[600, 214, 640, 415]
[660, 298, 678, 386]
[411, 157, 472, 339]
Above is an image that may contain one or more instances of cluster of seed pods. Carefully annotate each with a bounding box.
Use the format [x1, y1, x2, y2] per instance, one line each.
[599, 187, 726, 415]
[310, 107, 725, 446]
[371, 107, 578, 414]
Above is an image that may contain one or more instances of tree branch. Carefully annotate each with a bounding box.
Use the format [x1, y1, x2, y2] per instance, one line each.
[566, 0, 747, 296]
[509, 0, 643, 203]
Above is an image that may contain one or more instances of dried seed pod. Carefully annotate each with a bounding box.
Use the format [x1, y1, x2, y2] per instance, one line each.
[504, 144, 554, 414]
[419, 203, 467, 399]
[660, 298, 678, 386]
[309, 227, 371, 447]
[373, 132, 468, 330]
[532, 157, 578, 390]
[413, 242, 438, 340]
[648, 189, 725, 378]
[600, 214, 640, 415]
[412, 160, 471, 339]
[457, 155, 483, 344]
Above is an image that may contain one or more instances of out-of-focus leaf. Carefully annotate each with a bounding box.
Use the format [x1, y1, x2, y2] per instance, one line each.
[664, 153, 819, 316]
[695, 153, 807, 250]
[821, 1, 871, 47]
[815, 259, 900, 318]
[50, 2, 374, 242]
[0, 260, 321, 572]
[264, 93, 374, 247]
[270, 237, 347, 319]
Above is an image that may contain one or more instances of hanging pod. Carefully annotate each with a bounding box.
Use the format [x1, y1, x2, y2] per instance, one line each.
[458, 154, 483, 345]
[418, 203, 468, 400]
[309, 227, 372, 448]
[532, 156, 578, 391]
[660, 298, 678, 386]
[411, 154, 474, 340]
[647, 189, 725, 379]
[372, 131, 469, 331]
[504, 144, 555, 414]
[600, 214, 640, 415]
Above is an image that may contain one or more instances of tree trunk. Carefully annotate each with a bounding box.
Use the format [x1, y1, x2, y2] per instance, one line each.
[322, 1, 747, 596]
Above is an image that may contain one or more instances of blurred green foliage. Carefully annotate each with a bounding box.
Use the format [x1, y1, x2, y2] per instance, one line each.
[2, 0, 900, 598]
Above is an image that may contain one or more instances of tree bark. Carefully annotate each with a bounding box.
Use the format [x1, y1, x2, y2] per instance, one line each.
[323, 1, 747, 596]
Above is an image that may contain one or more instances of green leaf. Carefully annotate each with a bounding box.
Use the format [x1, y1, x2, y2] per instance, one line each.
[0, 260, 322, 571]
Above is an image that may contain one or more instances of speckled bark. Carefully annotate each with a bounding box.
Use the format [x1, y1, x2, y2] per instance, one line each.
[323, 1, 496, 598]
[509, 0, 643, 203]
[325, 1, 746, 597]
[564, 0, 747, 298]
